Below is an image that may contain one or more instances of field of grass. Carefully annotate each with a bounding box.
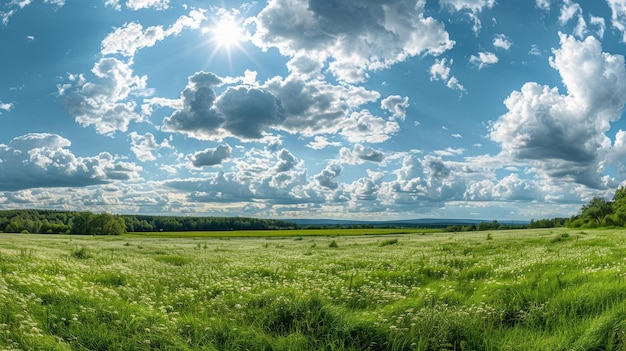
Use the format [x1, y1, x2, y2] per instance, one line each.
[1, 228, 626, 350]
[127, 227, 442, 238]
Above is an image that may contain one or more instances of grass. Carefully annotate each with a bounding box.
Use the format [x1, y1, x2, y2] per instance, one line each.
[126, 227, 442, 238]
[1, 228, 626, 349]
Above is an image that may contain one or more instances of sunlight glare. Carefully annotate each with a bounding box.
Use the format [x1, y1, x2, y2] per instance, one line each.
[211, 16, 244, 50]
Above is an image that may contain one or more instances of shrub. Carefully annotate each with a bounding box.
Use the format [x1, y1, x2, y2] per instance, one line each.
[328, 240, 339, 248]
[379, 238, 399, 247]
[71, 247, 91, 259]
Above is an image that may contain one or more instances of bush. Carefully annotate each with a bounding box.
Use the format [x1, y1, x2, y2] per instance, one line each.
[379, 238, 399, 247]
[328, 240, 339, 248]
[71, 247, 91, 259]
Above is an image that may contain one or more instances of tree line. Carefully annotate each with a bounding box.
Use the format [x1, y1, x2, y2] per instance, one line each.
[566, 186, 626, 228]
[0, 210, 298, 235]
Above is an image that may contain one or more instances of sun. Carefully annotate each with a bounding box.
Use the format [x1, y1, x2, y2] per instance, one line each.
[201, 10, 250, 72]
[211, 16, 244, 50]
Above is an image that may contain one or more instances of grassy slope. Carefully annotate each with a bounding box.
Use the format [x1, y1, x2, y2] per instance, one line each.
[0, 228, 625, 350]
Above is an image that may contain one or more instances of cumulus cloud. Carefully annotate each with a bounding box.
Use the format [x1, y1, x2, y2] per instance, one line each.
[105, 0, 170, 11]
[339, 110, 400, 143]
[190, 144, 232, 167]
[162, 72, 389, 141]
[275, 149, 298, 172]
[265, 76, 380, 136]
[558, 0, 582, 25]
[0, 133, 141, 191]
[315, 163, 342, 190]
[381, 95, 409, 120]
[590, 15, 606, 38]
[440, 0, 495, 34]
[493, 34, 512, 50]
[163, 146, 319, 205]
[470, 51, 498, 69]
[0, 101, 13, 113]
[340, 144, 385, 164]
[440, 0, 496, 12]
[161, 72, 224, 138]
[2, 0, 64, 25]
[217, 86, 286, 139]
[429, 58, 465, 92]
[251, 0, 454, 82]
[464, 174, 539, 201]
[129, 132, 163, 161]
[490, 33, 626, 188]
[306, 136, 342, 150]
[162, 72, 287, 140]
[608, 0, 626, 42]
[61, 58, 149, 135]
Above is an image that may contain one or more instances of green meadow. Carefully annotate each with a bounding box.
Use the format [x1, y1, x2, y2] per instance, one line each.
[2, 228, 626, 350]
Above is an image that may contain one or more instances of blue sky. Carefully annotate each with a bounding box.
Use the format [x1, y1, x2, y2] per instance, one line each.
[2, 0, 626, 221]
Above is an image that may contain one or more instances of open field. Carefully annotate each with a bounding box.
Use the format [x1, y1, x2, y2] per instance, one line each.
[127, 227, 442, 238]
[2, 228, 626, 350]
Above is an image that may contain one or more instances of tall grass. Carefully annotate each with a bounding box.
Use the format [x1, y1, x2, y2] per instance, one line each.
[0, 228, 626, 349]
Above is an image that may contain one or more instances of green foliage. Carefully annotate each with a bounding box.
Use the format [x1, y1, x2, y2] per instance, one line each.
[70, 246, 91, 259]
[379, 238, 398, 246]
[2, 228, 626, 350]
[328, 240, 338, 248]
[0, 209, 298, 235]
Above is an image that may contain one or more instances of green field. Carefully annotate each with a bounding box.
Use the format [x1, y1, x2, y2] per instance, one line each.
[1, 228, 626, 350]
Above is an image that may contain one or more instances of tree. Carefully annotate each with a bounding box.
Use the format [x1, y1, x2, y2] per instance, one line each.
[71, 212, 93, 234]
[581, 197, 613, 224]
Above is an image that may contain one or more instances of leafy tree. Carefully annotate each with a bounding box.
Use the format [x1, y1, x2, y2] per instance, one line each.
[581, 197, 613, 224]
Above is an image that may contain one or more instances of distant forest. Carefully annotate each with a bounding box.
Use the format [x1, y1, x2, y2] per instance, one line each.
[0, 210, 298, 235]
[2, 186, 626, 235]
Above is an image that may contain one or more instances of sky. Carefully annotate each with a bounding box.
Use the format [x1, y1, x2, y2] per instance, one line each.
[2, 0, 626, 221]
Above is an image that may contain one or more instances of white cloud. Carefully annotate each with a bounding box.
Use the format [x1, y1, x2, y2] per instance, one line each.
[315, 163, 342, 190]
[61, 58, 148, 135]
[493, 33, 512, 50]
[306, 136, 342, 150]
[381, 95, 409, 120]
[164, 146, 318, 205]
[439, 0, 496, 12]
[126, 0, 169, 10]
[162, 72, 386, 141]
[163, 72, 285, 141]
[265, 75, 380, 136]
[251, 0, 455, 83]
[529, 44, 542, 56]
[608, 0, 626, 42]
[536, 0, 550, 11]
[0, 133, 141, 191]
[430, 58, 451, 81]
[464, 174, 539, 201]
[105, 0, 170, 11]
[129, 132, 171, 161]
[573, 15, 587, 39]
[491, 34, 626, 189]
[339, 110, 400, 143]
[440, 0, 496, 34]
[590, 15, 606, 38]
[0, 101, 13, 113]
[446, 76, 466, 92]
[101, 10, 206, 57]
[429, 58, 466, 92]
[339, 144, 385, 164]
[558, 0, 582, 25]
[470, 51, 498, 69]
